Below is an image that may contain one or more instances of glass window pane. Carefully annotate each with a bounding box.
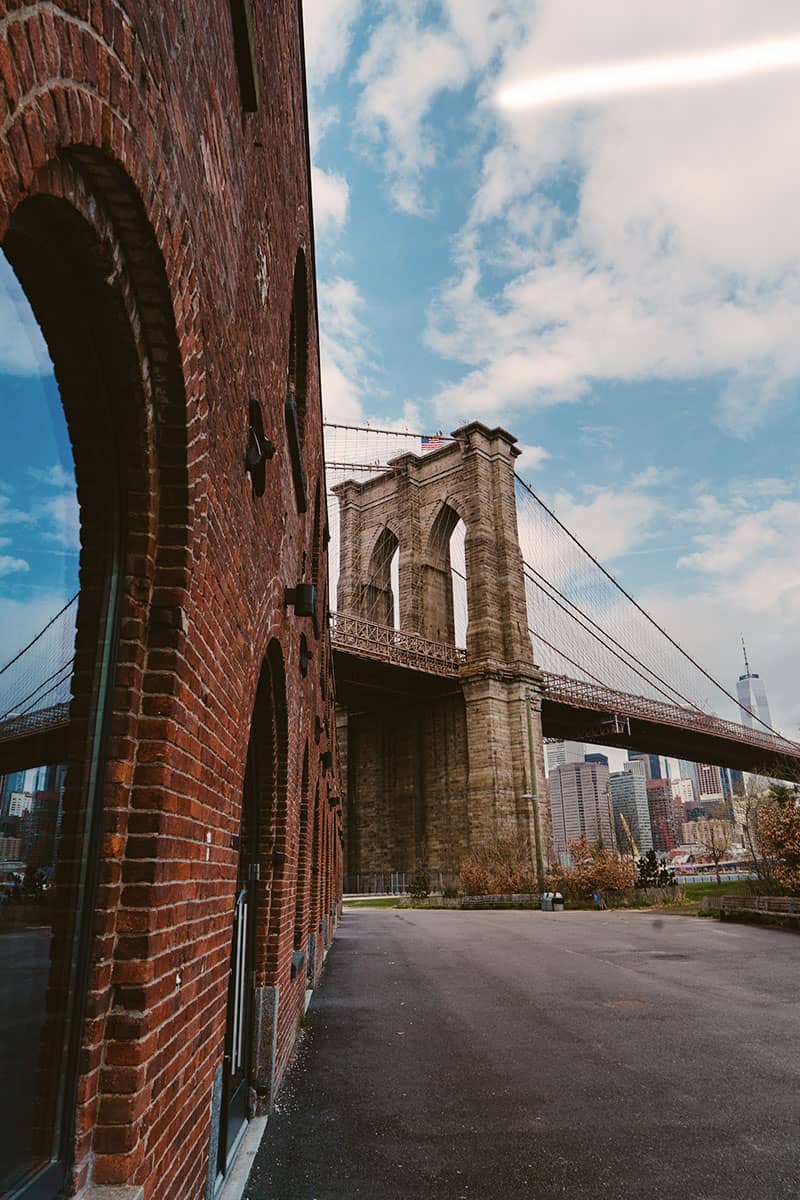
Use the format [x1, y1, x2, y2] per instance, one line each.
[0, 248, 79, 1196]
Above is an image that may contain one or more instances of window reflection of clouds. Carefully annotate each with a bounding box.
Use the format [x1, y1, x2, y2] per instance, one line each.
[0, 249, 78, 708]
[0, 252, 51, 376]
[0, 250, 78, 617]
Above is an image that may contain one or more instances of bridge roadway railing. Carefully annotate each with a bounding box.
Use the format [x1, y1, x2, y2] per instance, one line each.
[330, 612, 800, 761]
[540, 671, 800, 760]
[330, 611, 466, 676]
[0, 701, 70, 745]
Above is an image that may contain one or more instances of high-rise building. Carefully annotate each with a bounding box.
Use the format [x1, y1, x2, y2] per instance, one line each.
[695, 762, 724, 804]
[624, 759, 647, 779]
[585, 752, 609, 767]
[677, 760, 698, 802]
[671, 779, 694, 809]
[8, 792, 33, 818]
[736, 638, 773, 732]
[646, 780, 685, 852]
[549, 762, 615, 860]
[720, 766, 745, 800]
[545, 740, 586, 775]
[610, 771, 654, 855]
[627, 751, 665, 780]
[1, 769, 28, 816]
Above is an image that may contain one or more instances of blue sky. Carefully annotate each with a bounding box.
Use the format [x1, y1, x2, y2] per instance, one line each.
[305, 0, 800, 737]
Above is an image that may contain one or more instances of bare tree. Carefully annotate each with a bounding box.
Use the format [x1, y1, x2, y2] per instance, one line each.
[694, 819, 733, 885]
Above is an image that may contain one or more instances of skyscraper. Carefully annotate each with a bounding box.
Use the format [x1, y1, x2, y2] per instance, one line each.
[696, 762, 724, 804]
[545, 740, 586, 775]
[549, 761, 615, 861]
[610, 771, 654, 855]
[627, 750, 665, 780]
[678, 760, 698, 802]
[646, 780, 685, 852]
[736, 638, 773, 732]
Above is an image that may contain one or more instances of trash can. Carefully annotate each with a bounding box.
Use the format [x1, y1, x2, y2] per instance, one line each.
[553, 892, 565, 912]
[541, 892, 553, 912]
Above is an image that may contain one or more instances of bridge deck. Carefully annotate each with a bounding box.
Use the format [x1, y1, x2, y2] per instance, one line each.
[330, 613, 800, 776]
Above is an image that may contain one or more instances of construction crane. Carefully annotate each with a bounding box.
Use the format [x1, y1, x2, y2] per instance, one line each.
[657, 812, 674, 852]
[618, 811, 639, 859]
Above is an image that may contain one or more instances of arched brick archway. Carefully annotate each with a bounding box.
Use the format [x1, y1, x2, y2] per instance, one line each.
[1, 153, 198, 1192]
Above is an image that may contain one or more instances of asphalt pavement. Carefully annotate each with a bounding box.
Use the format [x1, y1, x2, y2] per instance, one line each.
[245, 909, 800, 1200]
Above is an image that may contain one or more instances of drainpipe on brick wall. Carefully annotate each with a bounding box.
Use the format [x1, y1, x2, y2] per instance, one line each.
[526, 688, 545, 891]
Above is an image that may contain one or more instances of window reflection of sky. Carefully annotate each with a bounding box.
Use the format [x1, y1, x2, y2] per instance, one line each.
[0, 251, 78, 691]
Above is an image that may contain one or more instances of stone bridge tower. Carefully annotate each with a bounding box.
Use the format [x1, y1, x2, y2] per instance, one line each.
[333, 423, 552, 881]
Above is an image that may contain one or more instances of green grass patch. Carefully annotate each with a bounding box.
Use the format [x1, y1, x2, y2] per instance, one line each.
[683, 880, 760, 900]
[343, 897, 401, 908]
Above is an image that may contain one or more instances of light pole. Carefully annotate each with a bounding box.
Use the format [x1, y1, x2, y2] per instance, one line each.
[525, 686, 545, 891]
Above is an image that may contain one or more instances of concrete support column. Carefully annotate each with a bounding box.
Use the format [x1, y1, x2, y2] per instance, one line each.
[460, 665, 551, 866]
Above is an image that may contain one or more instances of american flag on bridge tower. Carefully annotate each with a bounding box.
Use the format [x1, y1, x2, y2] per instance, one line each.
[421, 433, 446, 452]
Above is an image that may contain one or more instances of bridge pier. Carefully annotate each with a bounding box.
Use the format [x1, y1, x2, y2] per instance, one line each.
[460, 665, 552, 871]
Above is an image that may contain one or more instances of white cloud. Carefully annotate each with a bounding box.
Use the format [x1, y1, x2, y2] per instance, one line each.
[497, 35, 800, 111]
[355, 14, 470, 213]
[629, 466, 680, 490]
[0, 257, 52, 376]
[381, 2, 800, 429]
[0, 555, 28, 578]
[636, 488, 800, 734]
[547, 487, 661, 563]
[40, 491, 80, 549]
[0, 494, 33, 527]
[303, 0, 364, 88]
[318, 277, 370, 423]
[678, 499, 800, 579]
[28, 464, 74, 488]
[352, 2, 527, 213]
[515, 443, 549, 476]
[312, 165, 350, 237]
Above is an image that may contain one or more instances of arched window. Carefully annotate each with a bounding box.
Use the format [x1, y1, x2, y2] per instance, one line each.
[425, 503, 468, 646]
[293, 744, 311, 956]
[363, 526, 399, 628]
[285, 251, 309, 512]
[449, 518, 468, 649]
[260, 641, 289, 982]
[0, 206, 125, 1199]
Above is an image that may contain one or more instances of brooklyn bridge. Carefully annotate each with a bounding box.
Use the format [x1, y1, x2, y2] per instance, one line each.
[325, 421, 799, 880]
[2, 421, 798, 883]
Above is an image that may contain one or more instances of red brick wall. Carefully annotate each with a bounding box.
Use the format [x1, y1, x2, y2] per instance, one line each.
[0, 2, 342, 1196]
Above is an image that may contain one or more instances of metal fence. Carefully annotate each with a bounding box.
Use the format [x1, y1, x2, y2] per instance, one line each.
[343, 871, 461, 896]
[703, 894, 800, 914]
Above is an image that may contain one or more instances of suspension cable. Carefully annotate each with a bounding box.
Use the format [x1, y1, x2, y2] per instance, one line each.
[0, 592, 78, 677]
[522, 560, 701, 711]
[522, 569, 685, 708]
[514, 472, 780, 737]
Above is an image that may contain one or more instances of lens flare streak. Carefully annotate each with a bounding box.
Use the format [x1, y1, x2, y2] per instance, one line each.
[498, 36, 800, 111]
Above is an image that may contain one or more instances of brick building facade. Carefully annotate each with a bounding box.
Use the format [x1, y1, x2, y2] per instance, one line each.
[0, 3, 341, 1199]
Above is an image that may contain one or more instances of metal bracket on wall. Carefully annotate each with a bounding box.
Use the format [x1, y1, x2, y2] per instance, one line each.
[246, 398, 275, 497]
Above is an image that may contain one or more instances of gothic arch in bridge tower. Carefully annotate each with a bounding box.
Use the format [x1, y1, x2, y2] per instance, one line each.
[421, 500, 468, 646]
[363, 525, 400, 628]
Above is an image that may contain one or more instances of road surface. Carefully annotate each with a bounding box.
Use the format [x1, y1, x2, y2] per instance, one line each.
[246, 909, 800, 1200]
